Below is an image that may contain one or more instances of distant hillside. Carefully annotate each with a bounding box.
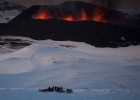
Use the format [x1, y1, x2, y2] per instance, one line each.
[0, 1, 26, 23]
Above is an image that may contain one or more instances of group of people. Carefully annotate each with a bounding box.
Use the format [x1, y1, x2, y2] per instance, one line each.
[39, 86, 73, 93]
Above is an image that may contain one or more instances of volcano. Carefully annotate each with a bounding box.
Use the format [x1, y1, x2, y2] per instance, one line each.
[8, 1, 125, 24]
[0, 1, 140, 47]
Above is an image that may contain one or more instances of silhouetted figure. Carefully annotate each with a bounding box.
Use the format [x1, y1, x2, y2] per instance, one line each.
[66, 89, 73, 93]
[48, 86, 51, 91]
[39, 86, 73, 93]
[54, 86, 57, 91]
[52, 86, 55, 91]
[60, 87, 63, 91]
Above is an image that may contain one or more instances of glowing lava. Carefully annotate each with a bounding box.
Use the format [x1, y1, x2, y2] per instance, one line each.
[32, 9, 52, 19]
[63, 9, 88, 21]
[93, 7, 106, 22]
[64, 16, 73, 21]
[79, 9, 88, 21]
[32, 7, 106, 22]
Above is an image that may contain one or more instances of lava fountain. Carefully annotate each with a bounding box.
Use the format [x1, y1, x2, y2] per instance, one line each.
[32, 7, 106, 23]
[93, 7, 106, 22]
[32, 9, 52, 19]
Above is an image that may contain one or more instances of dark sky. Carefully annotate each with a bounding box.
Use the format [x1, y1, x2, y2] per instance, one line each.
[5, 0, 140, 9]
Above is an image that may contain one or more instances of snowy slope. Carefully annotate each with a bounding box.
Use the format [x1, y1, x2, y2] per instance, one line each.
[0, 1, 26, 23]
[0, 36, 37, 53]
[0, 10, 23, 23]
[0, 37, 140, 99]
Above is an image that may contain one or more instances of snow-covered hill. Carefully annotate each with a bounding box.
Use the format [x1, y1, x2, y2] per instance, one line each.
[0, 36, 37, 53]
[0, 36, 140, 100]
[0, 1, 26, 23]
[0, 10, 22, 23]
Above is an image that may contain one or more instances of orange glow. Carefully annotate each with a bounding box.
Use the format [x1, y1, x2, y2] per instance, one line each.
[64, 16, 73, 21]
[79, 9, 88, 21]
[93, 7, 106, 22]
[32, 7, 107, 22]
[65, 9, 88, 21]
[32, 9, 52, 19]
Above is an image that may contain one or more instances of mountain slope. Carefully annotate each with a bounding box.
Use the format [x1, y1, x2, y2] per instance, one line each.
[0, 1, 26, 23]
[117, 9, 140, 27]
[3, 19, 140, 47]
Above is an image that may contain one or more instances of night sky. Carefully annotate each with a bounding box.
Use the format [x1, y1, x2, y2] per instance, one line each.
[4, 0, 140, 9]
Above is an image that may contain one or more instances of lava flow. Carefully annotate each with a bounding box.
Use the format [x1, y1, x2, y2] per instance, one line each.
[32, 9, 52, 19]
[64, 16, 73, 21]
[78, 9, 88, 21]
[63, 9, 88, 21]
[93, 7, 106, 22]
[32, 7, 106, 22]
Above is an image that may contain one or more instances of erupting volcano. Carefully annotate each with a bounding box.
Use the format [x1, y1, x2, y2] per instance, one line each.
[9, 1, 126, 25]
[32, 7, 106, 22]
[1, 1, 139, 48]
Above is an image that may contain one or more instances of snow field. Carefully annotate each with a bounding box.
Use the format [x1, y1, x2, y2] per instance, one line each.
[0, 38, 140, 100]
